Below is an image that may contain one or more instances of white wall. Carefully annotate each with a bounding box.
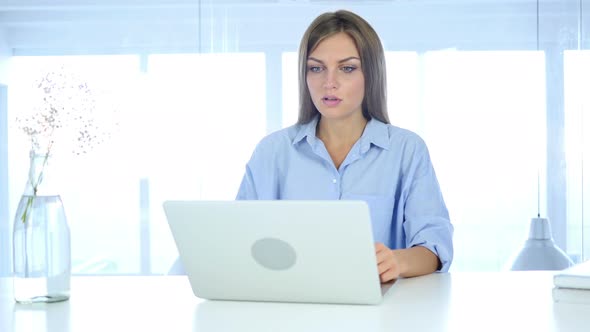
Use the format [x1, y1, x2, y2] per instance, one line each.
[0, 27, 10, 277]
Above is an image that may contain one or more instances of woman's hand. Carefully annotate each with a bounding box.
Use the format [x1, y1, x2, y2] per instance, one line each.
[375, 242, 404, 283]
[375, 243, 440, 283]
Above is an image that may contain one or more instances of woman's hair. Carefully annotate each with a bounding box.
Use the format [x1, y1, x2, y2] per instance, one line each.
[297, 10, 389, 125]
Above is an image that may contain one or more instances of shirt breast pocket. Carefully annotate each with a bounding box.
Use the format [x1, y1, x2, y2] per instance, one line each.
[342, 193, 394, 245]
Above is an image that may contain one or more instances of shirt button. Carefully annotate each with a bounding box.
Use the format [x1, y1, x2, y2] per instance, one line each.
[332, 179, 337, 184]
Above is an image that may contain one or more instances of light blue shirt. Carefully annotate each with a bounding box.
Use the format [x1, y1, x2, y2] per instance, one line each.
[236, 116, 454, 272]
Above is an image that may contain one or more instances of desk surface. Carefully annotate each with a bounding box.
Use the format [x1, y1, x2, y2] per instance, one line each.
[1, 272, 589, 332]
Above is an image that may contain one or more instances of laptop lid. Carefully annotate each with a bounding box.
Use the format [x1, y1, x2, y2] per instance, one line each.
[163, 200, 383, 305]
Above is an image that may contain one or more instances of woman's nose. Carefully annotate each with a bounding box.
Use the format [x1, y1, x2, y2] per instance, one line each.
[323, 70, 338, 89]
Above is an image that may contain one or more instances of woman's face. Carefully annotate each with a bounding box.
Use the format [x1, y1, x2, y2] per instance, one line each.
[306, 32, 365, 122]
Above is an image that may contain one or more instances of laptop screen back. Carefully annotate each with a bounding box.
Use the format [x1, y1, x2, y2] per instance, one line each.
[163, 200, 383, 305]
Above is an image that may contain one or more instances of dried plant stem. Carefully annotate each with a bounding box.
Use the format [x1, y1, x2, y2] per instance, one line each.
[20, 140, 54, 224]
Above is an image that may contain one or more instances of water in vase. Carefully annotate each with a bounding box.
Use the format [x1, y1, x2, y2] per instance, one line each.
[13, 195, 71, 303]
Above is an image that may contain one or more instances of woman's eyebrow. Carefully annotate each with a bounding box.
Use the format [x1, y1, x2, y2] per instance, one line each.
[307, 56, 361, 64]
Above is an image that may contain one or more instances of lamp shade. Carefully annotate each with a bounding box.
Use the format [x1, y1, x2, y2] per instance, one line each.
[509, 217, 574, 271]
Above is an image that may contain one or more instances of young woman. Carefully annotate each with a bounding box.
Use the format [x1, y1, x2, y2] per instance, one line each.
[237, 10, 453, 282]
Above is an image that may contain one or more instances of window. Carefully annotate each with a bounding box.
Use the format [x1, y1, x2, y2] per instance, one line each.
[1, 1, 588, 276]
[564, 50, 590, 262]
[419, 51, 546, 271]
[6, 53, 266, 275]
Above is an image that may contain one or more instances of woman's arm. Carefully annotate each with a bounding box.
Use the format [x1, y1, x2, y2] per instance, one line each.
[375, 243, 440, 283]
[398, 135, 454, 274]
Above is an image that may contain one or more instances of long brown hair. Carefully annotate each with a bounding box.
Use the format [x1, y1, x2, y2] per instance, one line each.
[297, 10, 389, 124]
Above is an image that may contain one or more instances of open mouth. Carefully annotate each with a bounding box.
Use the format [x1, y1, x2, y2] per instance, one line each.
[321, 96, 342, 107]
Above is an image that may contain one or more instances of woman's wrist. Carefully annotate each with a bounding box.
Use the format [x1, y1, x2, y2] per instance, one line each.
[396, 246, 439, 278]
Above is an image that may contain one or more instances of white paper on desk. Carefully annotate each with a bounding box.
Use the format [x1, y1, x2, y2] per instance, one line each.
[554, 260, 590, 290]
[552, 287, 590, 305]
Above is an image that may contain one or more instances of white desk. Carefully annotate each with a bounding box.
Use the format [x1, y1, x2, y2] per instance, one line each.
[1, 272, 589, 332]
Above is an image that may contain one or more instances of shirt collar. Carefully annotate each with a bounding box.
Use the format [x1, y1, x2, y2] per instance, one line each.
[292, 115, 320, 146]
[292, 115, 390, 151]
[358, 117, 390, 153]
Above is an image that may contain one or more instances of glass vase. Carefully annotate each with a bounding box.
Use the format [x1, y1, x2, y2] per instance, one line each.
[12, 151, 71, 303]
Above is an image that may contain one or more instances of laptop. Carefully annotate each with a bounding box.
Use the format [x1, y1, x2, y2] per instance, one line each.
[163, 200, 386, 305]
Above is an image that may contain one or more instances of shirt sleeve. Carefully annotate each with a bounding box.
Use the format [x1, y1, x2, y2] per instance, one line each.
[236, 164, 258, 200]
[402, 138, 454, 272]
[235, 136, 280, 200]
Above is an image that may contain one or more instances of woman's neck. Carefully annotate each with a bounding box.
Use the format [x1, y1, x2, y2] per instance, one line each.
[316, 114, 368, 147]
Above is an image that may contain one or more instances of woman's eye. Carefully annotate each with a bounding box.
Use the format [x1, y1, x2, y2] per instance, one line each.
[308, 66, 323, 73]
[341, 66, 357, 73]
